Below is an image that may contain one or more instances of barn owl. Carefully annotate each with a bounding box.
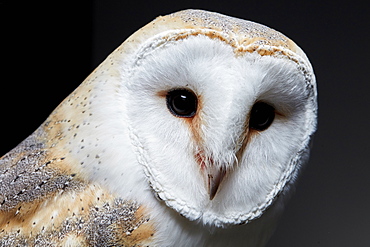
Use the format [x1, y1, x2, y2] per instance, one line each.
[0, 9, 317, 246]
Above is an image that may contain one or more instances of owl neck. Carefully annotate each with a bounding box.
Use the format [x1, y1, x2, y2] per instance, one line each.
[148, 196, 284, 247]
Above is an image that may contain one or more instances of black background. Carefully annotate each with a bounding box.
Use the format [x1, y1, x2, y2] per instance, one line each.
[1, 1, 369, 246]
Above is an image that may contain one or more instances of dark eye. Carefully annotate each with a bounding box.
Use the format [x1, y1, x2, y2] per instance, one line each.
[166, 89, 198, 117]
[249, 102, 275, 131]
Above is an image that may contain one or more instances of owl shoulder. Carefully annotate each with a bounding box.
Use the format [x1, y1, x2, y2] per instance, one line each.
[0, 128, 155, 246]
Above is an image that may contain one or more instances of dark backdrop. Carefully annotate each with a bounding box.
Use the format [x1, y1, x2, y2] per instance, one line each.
[1, 1, 369, 246]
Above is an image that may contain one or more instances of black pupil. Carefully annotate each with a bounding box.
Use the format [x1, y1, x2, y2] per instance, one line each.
[249, 102, 275, 131]
[166, 89, 197, 117]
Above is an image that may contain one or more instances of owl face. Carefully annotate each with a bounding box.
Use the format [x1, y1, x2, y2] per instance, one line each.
[124, 30, 316, 227]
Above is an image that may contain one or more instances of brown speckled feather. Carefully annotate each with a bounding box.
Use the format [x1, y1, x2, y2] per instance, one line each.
[0, 128, 154, 246]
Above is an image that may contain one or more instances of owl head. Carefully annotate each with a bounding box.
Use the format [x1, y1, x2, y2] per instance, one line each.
[108, 10, 318, 228]
[69, 9, 317, 229]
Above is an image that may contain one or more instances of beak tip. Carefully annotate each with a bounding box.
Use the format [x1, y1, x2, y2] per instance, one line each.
[209, 191, 218, 200]
[209, 183, 217, 200]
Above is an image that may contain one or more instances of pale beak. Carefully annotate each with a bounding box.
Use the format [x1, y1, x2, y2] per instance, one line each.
[206, 166, 226, 200]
